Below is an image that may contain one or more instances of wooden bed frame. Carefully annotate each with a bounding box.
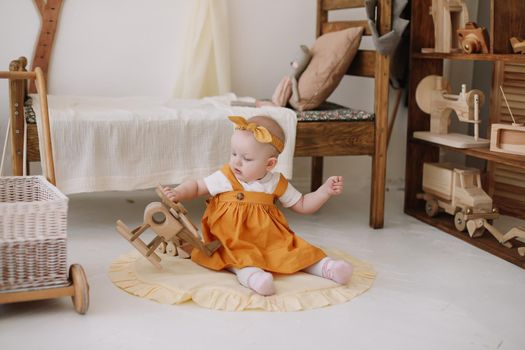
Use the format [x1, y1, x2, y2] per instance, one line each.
[7, 0, 391, 228]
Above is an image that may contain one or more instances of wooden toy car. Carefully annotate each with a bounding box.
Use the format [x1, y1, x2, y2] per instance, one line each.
[417, 162, 499, 236]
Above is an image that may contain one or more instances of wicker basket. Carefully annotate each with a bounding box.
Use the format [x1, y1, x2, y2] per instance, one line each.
[0, 176, 69, 291]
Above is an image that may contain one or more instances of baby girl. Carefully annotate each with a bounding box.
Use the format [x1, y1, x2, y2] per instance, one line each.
[162, 115, 353, 296]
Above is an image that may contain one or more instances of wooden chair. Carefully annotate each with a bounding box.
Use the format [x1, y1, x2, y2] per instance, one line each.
[294, 0, 391, 228]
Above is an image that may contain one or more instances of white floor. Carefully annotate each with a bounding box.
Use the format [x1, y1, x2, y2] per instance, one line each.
[1, 184, 525, 350]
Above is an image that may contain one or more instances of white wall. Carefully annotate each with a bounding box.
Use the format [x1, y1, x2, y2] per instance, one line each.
[0, 0, 408, 190]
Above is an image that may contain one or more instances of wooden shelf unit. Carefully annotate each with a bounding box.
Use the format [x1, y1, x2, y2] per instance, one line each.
[406, 208, 525, 269]
[404, 0, 525, 268]
[411, 138, 525, 170]
[413, 52, 525, 62]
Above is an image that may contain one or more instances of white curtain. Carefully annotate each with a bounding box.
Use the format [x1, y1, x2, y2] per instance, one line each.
[173, 0, 230, 98]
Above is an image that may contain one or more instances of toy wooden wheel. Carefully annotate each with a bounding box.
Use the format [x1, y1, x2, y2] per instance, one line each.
[156, 242, 167, 254]
[166, 241, 177, 256]
[415, 75, 450, 113]
[70, 264, 89, 315]
[454, 212, 467, 232]
[465, 89, 485, 107]
[425, 199, 439, 217]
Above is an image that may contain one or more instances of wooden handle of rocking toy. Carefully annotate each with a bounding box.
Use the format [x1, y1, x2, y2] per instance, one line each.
[155, 185, 188, 214]
[0, 68, 56, 184]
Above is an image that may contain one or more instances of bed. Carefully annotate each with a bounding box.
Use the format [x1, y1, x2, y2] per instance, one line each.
[6, 0, 392, 228]
[29, 93, 298, 194]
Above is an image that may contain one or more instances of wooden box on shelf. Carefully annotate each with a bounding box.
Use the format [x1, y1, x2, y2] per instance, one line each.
[405, 0, 525, 268]
[490, 123, 525, 156]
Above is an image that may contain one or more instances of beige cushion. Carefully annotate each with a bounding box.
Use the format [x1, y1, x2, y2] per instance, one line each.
[290, 27, 364, 111]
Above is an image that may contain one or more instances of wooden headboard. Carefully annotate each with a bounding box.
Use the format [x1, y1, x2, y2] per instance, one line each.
[29, 0, 64, 93]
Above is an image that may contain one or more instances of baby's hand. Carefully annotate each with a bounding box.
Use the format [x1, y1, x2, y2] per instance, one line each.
[322, 176, 343, 196]
[161, 186, 179, 203]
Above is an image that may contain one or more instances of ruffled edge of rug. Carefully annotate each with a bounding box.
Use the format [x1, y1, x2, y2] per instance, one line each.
[108, 249, 376, 312]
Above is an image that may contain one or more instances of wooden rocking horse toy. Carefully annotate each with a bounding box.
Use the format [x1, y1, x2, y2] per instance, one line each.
[116, 186, 221, 269]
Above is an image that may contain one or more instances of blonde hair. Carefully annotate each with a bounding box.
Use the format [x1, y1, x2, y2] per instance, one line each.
[247, 115, 285, 156]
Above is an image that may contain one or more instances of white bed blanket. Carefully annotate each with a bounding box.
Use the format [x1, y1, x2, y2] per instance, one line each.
[32, 93, 297, 194]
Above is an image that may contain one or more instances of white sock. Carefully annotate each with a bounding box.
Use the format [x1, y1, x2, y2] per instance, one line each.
[229, 267, 276, 296]
[303, 257, 353, 284]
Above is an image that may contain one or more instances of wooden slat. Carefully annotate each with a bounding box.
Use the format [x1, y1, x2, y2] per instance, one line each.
[496, 172, 525, 188]
[499, 85, 525, 95]
[500, 99, 525, 110]
[369, 0, 391, 229]
[347, 50, 375, 77]
[8, 59, 26, 176]
[504, 65, 525, 74]
[413, 52, 525, 62]
[404, 0, 442, 216]
[414, 139, 525, 170]
[311, 157, 324, 191]
[34, 67, 56, 184]
[506, 62, 525, 68]
[295, 121, 374, 157]
[500, 110, 525, 120]
[493, 182, 525, 203]
[317, 0, 328, 37]
[501, 92, 525, 102]
[0, 285, 74, 304]
[323, 0, 364, 11]
[493, 195, 525, 220]
[503, 80, 525, 88]
[322, 20, 371, 35]
[487, 60, 504, 198]
[504, 73, 525, 81]
[494, 172, 525, 187]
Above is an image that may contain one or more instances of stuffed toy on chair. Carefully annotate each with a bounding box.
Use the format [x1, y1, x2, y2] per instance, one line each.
[230, 45, 312, 108]
[271, 45, 312, 106]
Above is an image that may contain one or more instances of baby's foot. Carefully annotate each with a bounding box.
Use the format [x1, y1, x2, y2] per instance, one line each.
[247, 270, 276, 296]
[322, 259, 353, 284]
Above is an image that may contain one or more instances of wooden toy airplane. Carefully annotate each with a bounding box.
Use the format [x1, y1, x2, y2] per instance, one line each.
[116, 186, 221, 269]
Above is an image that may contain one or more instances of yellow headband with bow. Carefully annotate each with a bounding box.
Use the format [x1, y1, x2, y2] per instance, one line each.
[228, 116, 284, 153]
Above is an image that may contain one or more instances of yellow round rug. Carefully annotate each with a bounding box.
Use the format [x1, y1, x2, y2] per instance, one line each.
[108, 249, 376, 312]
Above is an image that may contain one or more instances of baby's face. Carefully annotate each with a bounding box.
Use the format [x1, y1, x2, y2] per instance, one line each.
[229, 130, 275, 183]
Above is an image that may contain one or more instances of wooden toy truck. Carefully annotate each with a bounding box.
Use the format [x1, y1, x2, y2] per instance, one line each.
[417, 163, 499, 236]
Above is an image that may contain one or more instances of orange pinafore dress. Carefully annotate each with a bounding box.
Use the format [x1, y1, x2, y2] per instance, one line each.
[191, 165, 326, 274]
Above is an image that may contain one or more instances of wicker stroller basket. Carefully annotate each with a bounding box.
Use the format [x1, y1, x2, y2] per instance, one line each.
[0, 176, 68, 291]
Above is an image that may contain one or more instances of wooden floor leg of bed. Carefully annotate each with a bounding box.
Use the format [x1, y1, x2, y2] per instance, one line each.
[310, 157, 324, 192]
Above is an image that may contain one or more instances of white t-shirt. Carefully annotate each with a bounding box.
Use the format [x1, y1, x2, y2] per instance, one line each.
[203, 170, 302, 208]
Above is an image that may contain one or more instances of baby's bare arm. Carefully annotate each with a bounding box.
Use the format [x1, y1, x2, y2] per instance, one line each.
[289, 176, 343, 214]
[162, 179, 209, 202]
